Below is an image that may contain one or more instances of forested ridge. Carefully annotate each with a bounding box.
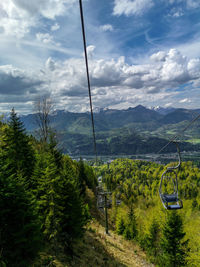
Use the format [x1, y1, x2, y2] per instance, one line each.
[20, 105, 200, 155]
[0, 109, 200, 266]
[96, 159, 200, 266]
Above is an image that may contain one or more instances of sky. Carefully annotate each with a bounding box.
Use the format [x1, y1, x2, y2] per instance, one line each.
[0, 0, 200, 114]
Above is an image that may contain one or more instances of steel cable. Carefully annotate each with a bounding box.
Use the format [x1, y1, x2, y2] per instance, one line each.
[79, 0, 97, 163]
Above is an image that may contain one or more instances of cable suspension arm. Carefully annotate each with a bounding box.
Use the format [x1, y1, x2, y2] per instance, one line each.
[79, 0, 97, 163]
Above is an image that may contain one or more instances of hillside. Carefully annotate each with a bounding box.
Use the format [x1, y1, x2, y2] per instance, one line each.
[20, 105, 200, 155]
[70, 219, 153, 267]
[0, 112, 154, 267]
[0, 110, 199, 266]
[96, 158, 200, 266]
[34, 189, 153, 267]
[35, 218, 153, 267]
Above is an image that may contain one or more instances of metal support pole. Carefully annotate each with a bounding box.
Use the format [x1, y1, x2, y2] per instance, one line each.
[105, 194, 109, 234]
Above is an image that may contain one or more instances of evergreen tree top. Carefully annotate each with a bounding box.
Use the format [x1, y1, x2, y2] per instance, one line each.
[8, 108, 25, 134]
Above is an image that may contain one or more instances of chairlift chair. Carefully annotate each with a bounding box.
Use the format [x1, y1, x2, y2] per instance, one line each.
[97, 201, 104, 209]
[116, 199, 121, 205]
[97, 195, 104, 209]
[159, 142, 183, 210]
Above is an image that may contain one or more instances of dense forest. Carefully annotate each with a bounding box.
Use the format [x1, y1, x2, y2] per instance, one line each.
[0, 109, 97, 266]
[96, 159, 200, 266]
[1, 109, 200, 266]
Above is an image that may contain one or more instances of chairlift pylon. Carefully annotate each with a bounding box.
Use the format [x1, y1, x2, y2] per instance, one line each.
[159, 142, 183, 210]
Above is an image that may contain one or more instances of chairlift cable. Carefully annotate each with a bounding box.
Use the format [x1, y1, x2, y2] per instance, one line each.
[79, 0, 97, 163]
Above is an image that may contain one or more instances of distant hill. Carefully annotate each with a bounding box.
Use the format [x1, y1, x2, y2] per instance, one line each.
[97, 105, 162, 127]
[159, 108, 200, 124]
[19, 105, 200, 155]
[149, 106, 176, 115]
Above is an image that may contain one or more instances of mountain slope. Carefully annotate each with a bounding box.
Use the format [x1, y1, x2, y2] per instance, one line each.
[21, 105, 200, 134]
[34, 189, 153, 267]
[97, 105, 162, 128]
[159, 108, 199, 124]
[149, 106, 176, 115]
[19, 105, 200, 155]
[70, 219, 153, 267]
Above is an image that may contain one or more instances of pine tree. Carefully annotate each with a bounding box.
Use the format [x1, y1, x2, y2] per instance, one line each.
[145, 218, 160, 261]
[0, 109, 41, 266]
[0, 108, 35, 187]
[59, 157, 90, 251]
[123, 226, 132, 240]
[35, 150, 90, 253]
[121, 205, 137, 240]
[160, 211, 189, 267]
[0, 172, 41, 266]
[77, 157, 87, 197]
[127, 204, 137, 239]
[116, 216, 126, 235]
[37, 153, 61, 246]
[48, 132, 62, 170]
[83, 164, 97, 191]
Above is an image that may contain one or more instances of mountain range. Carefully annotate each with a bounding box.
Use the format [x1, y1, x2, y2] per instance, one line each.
[19, 105, 200, 155]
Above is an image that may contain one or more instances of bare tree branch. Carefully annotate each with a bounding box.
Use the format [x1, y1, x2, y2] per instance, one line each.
[34, 97, 54, 143]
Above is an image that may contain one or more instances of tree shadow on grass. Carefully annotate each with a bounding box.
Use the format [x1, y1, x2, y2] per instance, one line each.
[70, 230, 126, 267]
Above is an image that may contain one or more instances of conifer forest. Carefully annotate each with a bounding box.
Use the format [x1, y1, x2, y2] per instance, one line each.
[1, 0, 200, 266]
[0, 109, 199, 266]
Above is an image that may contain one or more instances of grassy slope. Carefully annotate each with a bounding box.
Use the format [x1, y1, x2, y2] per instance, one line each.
[70, 219, 152, 267]
[34, 189, 153, 267]
[70, 189, 153, 267]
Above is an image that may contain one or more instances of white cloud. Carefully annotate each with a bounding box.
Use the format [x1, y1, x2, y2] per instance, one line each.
[175, 38, 200, 59]
[161, 49, 188, 83]
[169, 7, 184, 17]
[0, 0, 76, 38]
[45, 57, 56, 71]
[186, 0, 200, 9]
[150, 49, 200, 85]
[12, 0, 76, 19]
[86, 45, 96, 59]
[150, 51, 166, 62]
[0, 64, 44, 97]
[0, 48, 199, 113]
[51, 23, 60, 31]
[100, 24, 114, 32]
[36, 33, 54, 44]
[165, 102, 173, 107]
[179, 98, 191, 103]
[187, 58, 200, 79]
[113, 0, 154, 16]
[42, 48, 200, 110]
[168, 0, 200, 9]
[36, 32, 60, 46]
[0, 1, 35, 38]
